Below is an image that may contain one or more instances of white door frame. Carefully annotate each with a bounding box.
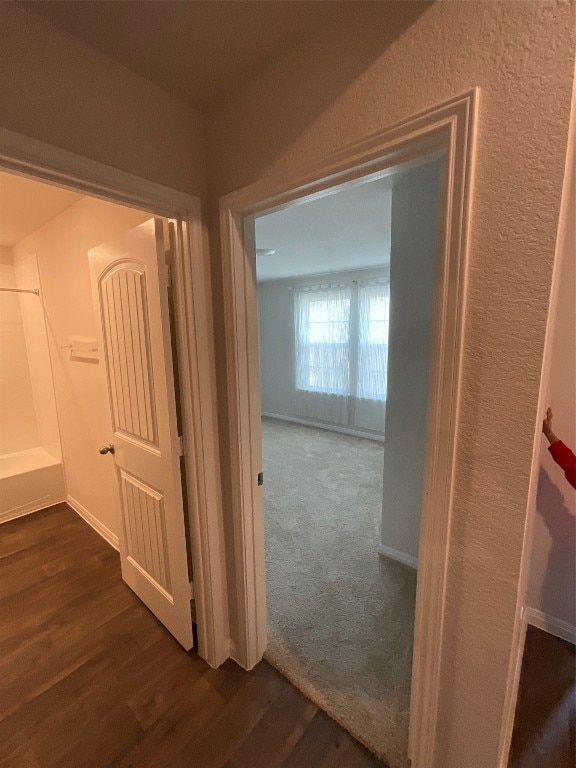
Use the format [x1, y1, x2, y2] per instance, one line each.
[0, 127, 229, 668]
[218, 89, 479, 766]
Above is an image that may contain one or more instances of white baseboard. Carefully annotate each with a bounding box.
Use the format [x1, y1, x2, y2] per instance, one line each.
[0, 496, 66, 525]
[523, 606, 576, 645]
[262, 412, 384, 442]
[67, 494, 119, 551]
[378, 543, 418, 569]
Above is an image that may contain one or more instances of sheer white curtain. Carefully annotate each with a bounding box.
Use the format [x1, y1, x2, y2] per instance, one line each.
[357, 281, 390, 401]
[295, 284, 351, 424]
[355, 280, 389, 432]
[293, 277, 389, 431]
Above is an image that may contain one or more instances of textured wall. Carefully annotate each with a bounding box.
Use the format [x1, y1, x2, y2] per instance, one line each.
[206, 2, 575, 766]
[0, 4, 205, 197]
[524, 88, 575, 630]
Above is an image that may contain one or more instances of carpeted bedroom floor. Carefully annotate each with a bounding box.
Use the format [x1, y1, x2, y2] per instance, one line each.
[262, 417, 417, 768]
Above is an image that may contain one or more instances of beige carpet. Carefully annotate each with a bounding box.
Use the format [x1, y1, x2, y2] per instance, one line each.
[262, 417, 416, 768]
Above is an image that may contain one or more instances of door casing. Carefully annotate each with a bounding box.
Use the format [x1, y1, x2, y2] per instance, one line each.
[218, 89, 479, 767]
[0, 126, 229, 669]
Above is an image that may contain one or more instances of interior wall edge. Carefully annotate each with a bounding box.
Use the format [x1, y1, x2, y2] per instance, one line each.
[495, 57, 576, 768]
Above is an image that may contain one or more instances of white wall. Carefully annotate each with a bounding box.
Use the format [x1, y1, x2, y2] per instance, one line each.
[523, 91, 575, 632]
[255, 179, 393, 281]
[0, 4, 205, 198]
[207, 3, 575, 764]
[14, 198, 150, 538]
[0, 246, 38, 455]
[258, 278, 297, 417]
[258, 266, 388, 436]
[380, 163, 440, 565]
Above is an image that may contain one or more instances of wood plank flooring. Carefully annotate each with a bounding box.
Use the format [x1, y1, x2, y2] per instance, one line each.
[509, 624, 575, 768]
[0, 503, 387, 768]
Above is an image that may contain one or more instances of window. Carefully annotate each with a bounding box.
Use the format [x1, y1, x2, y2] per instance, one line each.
[295, 280, 389, 401]
[358, 285, 389, 401]
[295, 287, 351, 395]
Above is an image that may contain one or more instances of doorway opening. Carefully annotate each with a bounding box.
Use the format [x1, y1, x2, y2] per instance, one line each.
[508, 624, 575, 768]
[254, 159, 442, 764]
[0, 165, 206, 656]
[218, 90, 478, 768]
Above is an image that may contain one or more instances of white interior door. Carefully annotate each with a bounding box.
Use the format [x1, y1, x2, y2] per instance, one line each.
[89, 218, 193, 650]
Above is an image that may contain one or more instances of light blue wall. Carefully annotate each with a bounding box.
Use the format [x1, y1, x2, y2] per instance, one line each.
[380, 161, 442, 564]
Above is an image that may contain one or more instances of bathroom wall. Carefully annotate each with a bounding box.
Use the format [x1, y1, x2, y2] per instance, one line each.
[0, 245, 38, 455]
[14, 251, 61, 460]
[14, 197, 150, 540]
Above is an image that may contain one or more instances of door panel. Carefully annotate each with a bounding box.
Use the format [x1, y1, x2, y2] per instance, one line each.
[101, 267, 157, 444]
[89, 218, 193, 650]
[120, 471, 171, 595]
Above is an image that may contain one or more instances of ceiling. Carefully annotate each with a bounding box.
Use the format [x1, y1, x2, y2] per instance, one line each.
[255, 178, 393, 282]
[0, 170, 82, 248]
[22, 1, 362, 112]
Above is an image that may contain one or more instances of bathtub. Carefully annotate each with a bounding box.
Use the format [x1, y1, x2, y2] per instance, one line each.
[0, 446, 65, 523]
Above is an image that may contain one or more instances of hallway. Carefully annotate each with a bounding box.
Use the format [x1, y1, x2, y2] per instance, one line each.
[0, 504, 386, 768]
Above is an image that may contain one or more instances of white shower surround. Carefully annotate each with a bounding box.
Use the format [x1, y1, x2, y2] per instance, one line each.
[0, 249, 65, 523]
[0, 446, 64, 522]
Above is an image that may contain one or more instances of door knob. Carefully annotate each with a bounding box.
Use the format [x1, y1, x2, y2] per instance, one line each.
[99, 444, 115, 455]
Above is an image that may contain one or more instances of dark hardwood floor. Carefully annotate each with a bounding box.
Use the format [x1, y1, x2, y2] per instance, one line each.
[509, 624, 576, 768]
[0, 503, 386, 768]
